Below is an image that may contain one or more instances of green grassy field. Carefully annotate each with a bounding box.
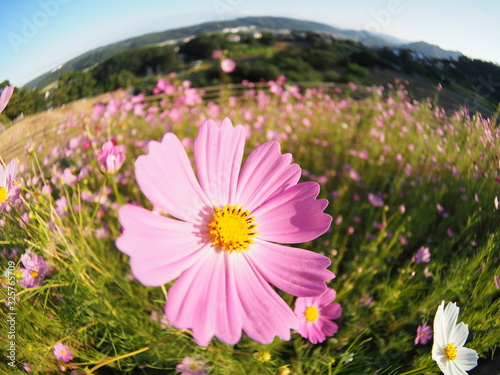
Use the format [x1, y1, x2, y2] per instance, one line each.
[1, 77, 499, 374]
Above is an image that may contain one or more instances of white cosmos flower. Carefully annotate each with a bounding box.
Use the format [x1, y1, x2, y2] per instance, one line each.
[432, 301, 478, 375]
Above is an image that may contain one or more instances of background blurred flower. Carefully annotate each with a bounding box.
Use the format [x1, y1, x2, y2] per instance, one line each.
[19, 250, 50, 288]
[360, 294, 374, 307]
[97, 140, 126, 175]
[432, 301, 478, 375]
[368, 193, 384, 207]
[413, 246, 431, 263]
[220, 58, 236, 73]
[294, 287, 342, 344]
[414, 323, 432, 345]
[211, 49, 224, 59]
[176, 356, 209, 375]
[53, 343, 73, 363]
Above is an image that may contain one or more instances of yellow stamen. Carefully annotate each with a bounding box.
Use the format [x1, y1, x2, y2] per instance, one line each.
[208, 204, 258, 252]
[0, 187, 7, 203]
[444, 343, 457, 361]
[30, 270, 39, 279]
[305, 306, 320, 322]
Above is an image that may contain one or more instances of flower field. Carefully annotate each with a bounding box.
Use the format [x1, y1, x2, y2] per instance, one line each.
[1, 77, 499, 374]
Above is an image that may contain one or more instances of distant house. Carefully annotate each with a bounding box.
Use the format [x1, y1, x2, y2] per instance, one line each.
[226, 34, 241, 43]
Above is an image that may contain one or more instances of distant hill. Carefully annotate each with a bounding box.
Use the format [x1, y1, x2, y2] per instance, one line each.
[400, 41, 462, 60]
[25, 16, 463, 90]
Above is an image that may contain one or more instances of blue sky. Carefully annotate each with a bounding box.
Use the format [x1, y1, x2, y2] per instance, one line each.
[1, 0, 499, 86]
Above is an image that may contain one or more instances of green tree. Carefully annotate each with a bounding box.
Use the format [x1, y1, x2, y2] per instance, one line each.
[1, 82, 46, 120]
[179, 33, 228, 61]
[52, 71, 97, 106]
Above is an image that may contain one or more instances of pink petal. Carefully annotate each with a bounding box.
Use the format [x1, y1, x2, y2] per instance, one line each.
[194, 118, 245, 206]
[6, 159, 18, 186]
[236, 254, 298, 343]
[166, 250, 243, 346]
[236, 141, 301, 211]
[302, 321, 327, 344]
[318, 318, 339, 337]
[166, 250, 298, 345]
[116, 205, 208, 286]
[135, 133, 210, 223]
[0, 85, 14, 113]
[317, 287, 336, 305]
[321, 303, 342, 320]
[293, 294, 308, 313]
[252, 181, 331, 243]
[249, 240, 333, 297]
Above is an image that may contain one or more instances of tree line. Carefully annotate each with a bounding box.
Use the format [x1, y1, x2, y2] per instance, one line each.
[1, 31, 499, 122]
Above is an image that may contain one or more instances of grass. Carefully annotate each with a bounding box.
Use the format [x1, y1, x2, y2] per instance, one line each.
[0, 77, 499, 374]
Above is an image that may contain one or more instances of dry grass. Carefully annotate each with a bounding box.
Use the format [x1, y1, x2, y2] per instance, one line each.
[0, 94, 110, 163]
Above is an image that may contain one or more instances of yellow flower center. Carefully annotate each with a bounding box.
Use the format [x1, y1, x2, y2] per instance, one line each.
[305, 306, 320, 322]
[189, 364, 197, 370]
[30, 270, 39, 279]
[60, 349, 66, 355]
[444, 343, 457, 361]
[0, 187, 7, 203]
[208, 204, 258, 252]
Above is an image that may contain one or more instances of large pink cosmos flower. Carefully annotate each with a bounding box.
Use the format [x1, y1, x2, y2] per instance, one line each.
[294, 287, 342, 344]
[116, 118, 333, 346]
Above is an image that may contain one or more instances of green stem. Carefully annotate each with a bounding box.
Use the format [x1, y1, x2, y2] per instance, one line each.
[111, 177, 124, 205]
[89, 176, 108, 224]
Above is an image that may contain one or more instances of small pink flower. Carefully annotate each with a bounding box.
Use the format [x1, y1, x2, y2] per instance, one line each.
[423, 266, 432, 278]
[494, 275, 500, 289]
[220, 58, 236, 73]
[368, 193, 384, 207]
[19, 250, 50, 288]
[97, 141, 126, 175]
[413, 246, 431, 264]
[53, 343, 73, 362]
[176, 356, 210, 375]
[0, 159, 21, 212]
[294, 288, 342, 344]
[212, 50, 224, 59]
[0, 85, 14, 113]
[414, 323, 432, 345]
[360, 294, 374, 307]
[399, 235, 408, 246]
